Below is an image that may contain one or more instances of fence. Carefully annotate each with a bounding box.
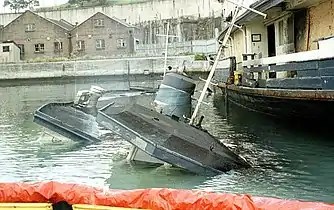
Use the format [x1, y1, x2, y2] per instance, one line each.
[135, 39, 218, 56]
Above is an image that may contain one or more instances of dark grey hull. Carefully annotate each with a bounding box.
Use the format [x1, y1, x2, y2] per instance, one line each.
[34, 102, 102, 143]
[216, 85, 334, 124]
[33, 91, 156, 144]
[97, 103, 251, 176]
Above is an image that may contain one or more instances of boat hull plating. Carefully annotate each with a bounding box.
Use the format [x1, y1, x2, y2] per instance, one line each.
[97, 103, 251, 175]
[217, 84, 334, 123]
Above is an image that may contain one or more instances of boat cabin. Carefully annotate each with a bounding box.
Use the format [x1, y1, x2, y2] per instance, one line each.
[216, 0, 334, 90]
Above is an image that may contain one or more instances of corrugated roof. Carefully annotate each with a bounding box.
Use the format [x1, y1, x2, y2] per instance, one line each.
[47, 18, 74, 30]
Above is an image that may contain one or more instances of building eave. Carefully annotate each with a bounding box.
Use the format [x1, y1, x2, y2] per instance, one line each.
[71, 12, 138, 32]
[217, 0, 285, 41]
[2, 10, 71, 32]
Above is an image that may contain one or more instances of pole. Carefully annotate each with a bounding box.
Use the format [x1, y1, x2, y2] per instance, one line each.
[163, 21, 170, 77]
[189, 4, 242, 125]
[189, 0, 266, 125]
[225, 0, 267, 18]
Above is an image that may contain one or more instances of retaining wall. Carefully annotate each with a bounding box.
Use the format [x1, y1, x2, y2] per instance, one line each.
[0, 56, 210, 80]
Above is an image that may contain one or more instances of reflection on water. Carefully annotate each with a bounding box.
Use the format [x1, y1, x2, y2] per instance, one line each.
[0, 77, 333, 204]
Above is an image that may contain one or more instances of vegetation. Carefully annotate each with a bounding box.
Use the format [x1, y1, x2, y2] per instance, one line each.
[26, 57, 70, 63]
[178, 52, 195, 56]
[3, 0, 39, 13]
[63, 0, 149, 7]
[194, 53, 207, 61]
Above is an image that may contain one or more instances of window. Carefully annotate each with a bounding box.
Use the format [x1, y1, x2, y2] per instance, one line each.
[116, 38, 126, 48]
[2, 46, 10, 52]
[25, 23, 36, 32]
[95, 39, 105, 50]
[54, 42, 63, 51]
[34, 43, 44, 53]
[94, 19, 104, 27]
[77, 40, 85, 51]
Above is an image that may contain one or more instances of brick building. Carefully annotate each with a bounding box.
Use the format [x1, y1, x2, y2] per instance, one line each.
[1, 10, 73, 60]
[0, 10, 140, 61]
[71, 12, 140, 58]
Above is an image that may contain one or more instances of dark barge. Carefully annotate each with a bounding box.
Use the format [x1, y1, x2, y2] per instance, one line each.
[213, 36, 334, 124]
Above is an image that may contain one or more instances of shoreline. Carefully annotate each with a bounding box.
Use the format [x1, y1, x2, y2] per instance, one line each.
[0, 71, 209, 87]
[0, 56, 210, 82]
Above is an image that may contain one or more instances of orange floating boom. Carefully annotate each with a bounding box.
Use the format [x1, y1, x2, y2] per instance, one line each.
[0, 181, 332, 210]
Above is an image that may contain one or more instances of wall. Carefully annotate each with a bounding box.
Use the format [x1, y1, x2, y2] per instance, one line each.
[135, 38, 218, 56]
[0, 0, 224, 26]
[0, 43, 20, 63]
[137, 16, 223, 44]
[223, 22, 267, 64]
[308, 0, 334, 50]
[247, 22, 268, 59]
[0, 56, 212, 80]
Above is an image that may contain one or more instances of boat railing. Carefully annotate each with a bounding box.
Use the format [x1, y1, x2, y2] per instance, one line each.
[239, 36, 334, 90]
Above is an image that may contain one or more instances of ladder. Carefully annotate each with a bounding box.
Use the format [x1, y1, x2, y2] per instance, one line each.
[189, 0, 267, 125]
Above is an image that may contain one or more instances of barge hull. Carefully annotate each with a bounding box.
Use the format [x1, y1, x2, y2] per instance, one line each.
[218, 85, 334, 122]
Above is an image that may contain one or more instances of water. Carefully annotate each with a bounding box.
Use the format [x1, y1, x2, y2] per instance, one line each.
[0, 76, 333, 204]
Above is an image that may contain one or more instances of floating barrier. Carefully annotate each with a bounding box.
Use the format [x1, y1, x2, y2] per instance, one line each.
[0, 181, 332, 210]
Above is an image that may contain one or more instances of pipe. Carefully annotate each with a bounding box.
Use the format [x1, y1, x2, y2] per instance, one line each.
[228, 36, 234, 55]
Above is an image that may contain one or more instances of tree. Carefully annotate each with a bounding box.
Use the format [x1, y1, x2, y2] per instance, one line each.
[4, 0, 40, 13]
[67, 0, 108, 6]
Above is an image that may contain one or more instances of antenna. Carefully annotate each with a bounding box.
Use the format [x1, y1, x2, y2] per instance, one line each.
[189, 0, 267, 125]
[156, 21, 181, 77]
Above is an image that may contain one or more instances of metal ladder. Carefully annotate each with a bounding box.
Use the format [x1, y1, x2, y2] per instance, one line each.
[189, 0, 267, 125]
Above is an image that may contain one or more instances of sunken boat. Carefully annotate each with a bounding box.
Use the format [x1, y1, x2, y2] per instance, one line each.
[33, 71, 251, 175]
[96, 72, 251, 175]
[33, 86, 157, 144]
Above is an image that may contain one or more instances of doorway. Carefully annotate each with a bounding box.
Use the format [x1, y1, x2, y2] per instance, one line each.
[267, 24, 276, 57]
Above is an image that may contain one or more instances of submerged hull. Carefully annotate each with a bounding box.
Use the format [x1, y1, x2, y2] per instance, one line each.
[33, 92, 156, 144]
[97, 103, 250, 175]
[217, 84, 334, 123]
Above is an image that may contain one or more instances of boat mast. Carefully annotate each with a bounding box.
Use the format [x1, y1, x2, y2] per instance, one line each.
[156, 21, 180, 77]
[189, 0, 267, 125]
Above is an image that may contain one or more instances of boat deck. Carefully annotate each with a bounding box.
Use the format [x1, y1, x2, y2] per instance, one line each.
[34, 102, 102, 143]
[97, 103, 251, 175]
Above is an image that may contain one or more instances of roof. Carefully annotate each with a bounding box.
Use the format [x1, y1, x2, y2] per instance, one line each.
[72, 12, 138, 31]
[47, 18, 74, 30]
[3, 10, 72, 32]
[218, 0, 285, 40]
[1, 40, 20, 48]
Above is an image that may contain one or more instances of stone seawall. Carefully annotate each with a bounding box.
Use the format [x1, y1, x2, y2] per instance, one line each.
[0, 0, 223, 26]
[0, 56, 211, 80]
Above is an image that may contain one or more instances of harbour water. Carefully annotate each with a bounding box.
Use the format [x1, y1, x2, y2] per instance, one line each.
[0, 76, 333, 204]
